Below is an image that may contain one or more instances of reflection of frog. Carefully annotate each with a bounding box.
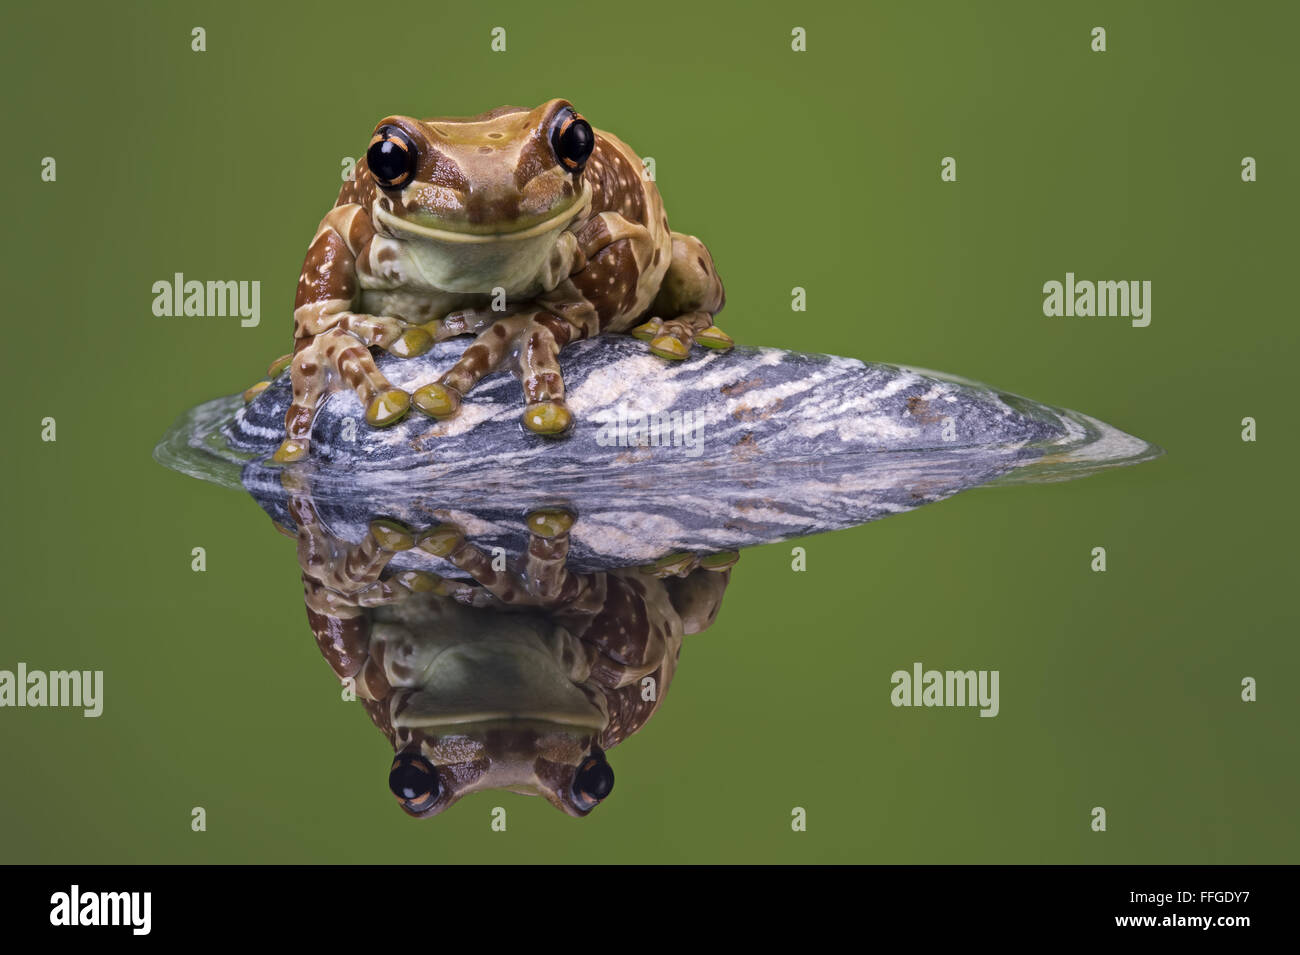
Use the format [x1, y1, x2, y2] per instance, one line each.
[270, 99, 730, 463]
[280, 481, 735, 818]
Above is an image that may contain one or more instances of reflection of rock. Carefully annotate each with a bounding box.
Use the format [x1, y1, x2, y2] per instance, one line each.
[279, 472, 733, 819]
[244, 453, 1025, 578]
[223, 336, 1161, 483]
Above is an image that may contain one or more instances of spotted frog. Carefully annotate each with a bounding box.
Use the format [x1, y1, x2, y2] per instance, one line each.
[278, 478, 735, 817]
[269, 99, 729, 463]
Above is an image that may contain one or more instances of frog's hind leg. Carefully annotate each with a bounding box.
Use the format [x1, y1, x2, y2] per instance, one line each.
[632, 232, 731, 360]
[274, 340, 329, 463]
[273, 329, 412, 464]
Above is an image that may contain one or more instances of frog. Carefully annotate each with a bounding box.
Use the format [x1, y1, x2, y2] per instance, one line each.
[269, 99, 730, 464]
[277, 475, 736, 817]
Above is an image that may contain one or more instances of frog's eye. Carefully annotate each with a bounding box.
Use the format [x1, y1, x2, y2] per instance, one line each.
[550, 108, 595, 173]
[368, 125, 419, 190]
[389, 751, 441, 812]
[571, 749, 615, 811]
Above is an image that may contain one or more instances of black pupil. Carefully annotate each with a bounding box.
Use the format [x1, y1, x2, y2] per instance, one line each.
[575, 756, 614, 801]
[389, 756, 437, 802]
[368, 129, 414, 186]
[554, 113, 594, 169]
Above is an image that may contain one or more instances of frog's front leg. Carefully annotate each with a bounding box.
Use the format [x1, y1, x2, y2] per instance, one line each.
[277, 328, 414, 462]
[631, 232, 732, 360]
[273, 206, 434, 464]
[415, 508, 602, 610]
[287, 483, 442, 604]
[411, 310, 577, 436]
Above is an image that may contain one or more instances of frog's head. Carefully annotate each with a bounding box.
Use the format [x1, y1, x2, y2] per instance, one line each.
[363, 99, 596, 293]
[374, 607, 617, 818]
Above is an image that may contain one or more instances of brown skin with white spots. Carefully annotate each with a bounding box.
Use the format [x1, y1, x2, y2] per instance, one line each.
[279, 474, 734, 818]
[268, 99, 729, 463]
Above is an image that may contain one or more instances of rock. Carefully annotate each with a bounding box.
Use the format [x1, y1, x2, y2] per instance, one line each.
[221, 335, 1158, 482]
[153, 334, 1161, 575]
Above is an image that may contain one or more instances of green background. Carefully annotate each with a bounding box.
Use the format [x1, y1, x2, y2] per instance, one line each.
[1, 0, 1295, 863]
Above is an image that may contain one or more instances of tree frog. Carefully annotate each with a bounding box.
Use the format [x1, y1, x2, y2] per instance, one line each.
[271, 99, 729, 463]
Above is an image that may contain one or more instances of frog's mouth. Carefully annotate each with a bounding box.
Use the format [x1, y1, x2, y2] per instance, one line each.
[397, 708, 606, 732]
[372, 185, 592, 294]
[374, 183, 591, 244]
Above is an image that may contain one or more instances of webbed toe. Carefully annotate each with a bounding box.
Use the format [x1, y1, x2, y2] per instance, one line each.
[369, 518, 416, 552]
[272, 438, 309, 465]
[696, 326, 734, 350]
[365, 389, 411, 427]
[649, 334, 690, 360]
[631, 318, 663, 342]
[412, 382, 462, 419]
[522, 401, 572, 436]
[525, 508, 576, 538]
[387, 327, 433, 359]
[417, 524, 466, 558]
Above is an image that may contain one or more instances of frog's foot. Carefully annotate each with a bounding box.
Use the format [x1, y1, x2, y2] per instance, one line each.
[336, 315, 433, 360]
[696, 325, 735, 350]
[641, 230, 729, 359]
[630, 317, 663, 342]
[522, 401, 572, 436]
[525, 508, 575, 539]
[635, 311, 733, 361]
[698, 550, 740, 571]
[272, 438, 310, 464]
[415, 312, 575, 437]
[647, 549, 739, 578]
[242, 353, 295, 405]
[414, 510, 589, 608]
[648, 551, 700, 577]
[369, 517, 417, 553]
[415, 523, 466, 559]
[383, 326, 433, 359]
[365, 389, 411, 427]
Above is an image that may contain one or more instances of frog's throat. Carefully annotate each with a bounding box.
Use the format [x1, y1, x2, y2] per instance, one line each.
[386, 626, 607, 733]
[373, 182, 591, 244]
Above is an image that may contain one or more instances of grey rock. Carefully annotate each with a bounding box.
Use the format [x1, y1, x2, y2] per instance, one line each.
[222, 335, 1157, 478]
[155, 334, 1161, 576]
